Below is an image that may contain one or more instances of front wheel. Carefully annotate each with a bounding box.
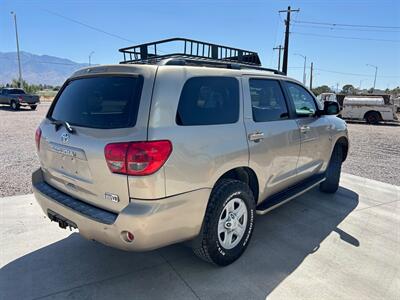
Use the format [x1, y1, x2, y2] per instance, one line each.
[320, 145, 343, 193]
[192, 179, 255, 266]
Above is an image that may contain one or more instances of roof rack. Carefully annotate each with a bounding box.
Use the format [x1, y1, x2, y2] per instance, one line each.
[119, 38, 283, 75]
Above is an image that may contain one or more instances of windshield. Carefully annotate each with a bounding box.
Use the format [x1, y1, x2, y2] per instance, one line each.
[48, 76, 144, 129]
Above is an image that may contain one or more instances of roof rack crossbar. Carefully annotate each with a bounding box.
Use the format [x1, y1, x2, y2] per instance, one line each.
[119, 37, 262, 67]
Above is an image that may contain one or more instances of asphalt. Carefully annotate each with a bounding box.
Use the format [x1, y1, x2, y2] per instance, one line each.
[0, 173, 399, 300]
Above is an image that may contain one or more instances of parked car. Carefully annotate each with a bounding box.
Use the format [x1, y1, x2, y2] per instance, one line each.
[341, 96, 398, 124]
[32, 38, 349, 266]
[0, 88, 40, 110]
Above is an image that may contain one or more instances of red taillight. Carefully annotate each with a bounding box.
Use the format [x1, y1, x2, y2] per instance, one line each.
[104, 143, 129, 174]
[18, 96, 22, 102]
[104, 140, 172, 176]
[35, 127, 42, 151]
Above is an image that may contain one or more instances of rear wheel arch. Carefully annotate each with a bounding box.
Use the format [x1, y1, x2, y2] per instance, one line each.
[214, 167, 259, 204]
[364, 110, 382, 123]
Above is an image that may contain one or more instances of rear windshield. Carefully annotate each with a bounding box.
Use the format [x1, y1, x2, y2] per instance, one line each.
[8, 89, 25, 94]
[49, 76, 144, 129]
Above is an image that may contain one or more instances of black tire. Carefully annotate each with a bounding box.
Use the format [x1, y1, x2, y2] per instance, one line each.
[30, 105, 37, 110]
[320, 145, 343, 193]
[192, 179, 256, 266]
[365, 111, 380, 124]
[10, 101, 20, 111]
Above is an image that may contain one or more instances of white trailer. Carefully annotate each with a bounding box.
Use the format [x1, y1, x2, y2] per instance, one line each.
[341, 96, 398, 124]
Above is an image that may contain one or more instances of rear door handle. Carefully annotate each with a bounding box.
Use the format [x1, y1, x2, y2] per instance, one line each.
[300, 125, 311, 133]
[248, 132, 264, 142]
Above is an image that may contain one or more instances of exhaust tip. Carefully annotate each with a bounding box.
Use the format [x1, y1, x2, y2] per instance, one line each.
[121, 231, 134, 243]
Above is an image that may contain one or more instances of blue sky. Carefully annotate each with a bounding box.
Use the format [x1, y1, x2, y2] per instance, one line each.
[1, 0, 399, 89]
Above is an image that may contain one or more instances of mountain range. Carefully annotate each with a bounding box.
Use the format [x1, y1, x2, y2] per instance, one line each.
[0, 51, 88, 86]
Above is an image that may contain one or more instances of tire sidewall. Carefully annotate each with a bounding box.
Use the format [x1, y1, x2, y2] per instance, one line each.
[366, 112, 378, 124]
[207, 185, 255, 265]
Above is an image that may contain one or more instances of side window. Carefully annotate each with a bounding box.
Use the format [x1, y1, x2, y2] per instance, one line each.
[286, 82, 317, 117]
[176, 77, 239, 126]
[249, 79, 288, 122]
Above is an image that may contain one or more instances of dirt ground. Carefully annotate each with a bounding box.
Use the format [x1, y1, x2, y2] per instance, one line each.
[0, 103, 399, 197]
[342, 122, 400, 186]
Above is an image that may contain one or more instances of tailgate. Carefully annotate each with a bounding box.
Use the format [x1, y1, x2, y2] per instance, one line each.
[37, 72, 154, 213]
[22, 95, 39, 104]
[39, 124, 146, 213]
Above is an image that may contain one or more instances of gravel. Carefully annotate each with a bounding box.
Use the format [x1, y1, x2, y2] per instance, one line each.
[342, 122, 400, 186]
[0, 104, 47, 197]
[0, 105, 399, 197]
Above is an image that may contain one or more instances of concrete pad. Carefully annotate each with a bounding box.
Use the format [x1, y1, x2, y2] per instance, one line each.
[0, 173, 399, 300]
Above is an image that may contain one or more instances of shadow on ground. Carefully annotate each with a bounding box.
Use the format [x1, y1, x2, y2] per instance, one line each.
[0, 186, 359, 300]
[0, 105, 35, 112]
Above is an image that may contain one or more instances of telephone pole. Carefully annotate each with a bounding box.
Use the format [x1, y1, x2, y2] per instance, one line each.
[294, 53, 306, 85]
[273, 45, 284, 71]
[89, 51, 95, 66]
[366, 64, 378, 93]
[11, 12, 23, 88]
[279, 6, 299, 75]
[309, 62, 314, 90]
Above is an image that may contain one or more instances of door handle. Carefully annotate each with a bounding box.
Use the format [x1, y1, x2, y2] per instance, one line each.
[300, 125, 311, 133]
[248, 132, 264, 142]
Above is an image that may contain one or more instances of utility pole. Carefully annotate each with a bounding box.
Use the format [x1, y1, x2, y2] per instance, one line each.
[11, 12, 22, 88]
[273, 45, 284, 71]
[294, 53, 307, 85]
[279, 6, 300, 75]
[89, 51, 95, 66]
[309, 62, 313, 90]
[366, 64, 378, 93]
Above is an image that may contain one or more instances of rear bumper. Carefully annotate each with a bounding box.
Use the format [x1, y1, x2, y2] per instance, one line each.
[32, 168, 210, 251]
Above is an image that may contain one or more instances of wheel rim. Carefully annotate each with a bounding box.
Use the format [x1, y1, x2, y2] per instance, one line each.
[11, 102, 16, 109]
[218, 197, 248, 250]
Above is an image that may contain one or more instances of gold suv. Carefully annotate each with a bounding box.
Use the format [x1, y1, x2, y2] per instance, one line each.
[32, 38, 348, 266]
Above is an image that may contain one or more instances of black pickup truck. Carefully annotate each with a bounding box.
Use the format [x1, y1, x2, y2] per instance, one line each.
[0, 88, 40, 110]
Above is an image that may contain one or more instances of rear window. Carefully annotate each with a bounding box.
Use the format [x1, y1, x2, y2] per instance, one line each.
[176, 77, 239, 126]
[49, 76, 144, 129]
[8, 89, 25, 94]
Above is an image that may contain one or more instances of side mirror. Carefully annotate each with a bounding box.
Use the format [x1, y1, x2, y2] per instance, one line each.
[322, 101, 340, 115]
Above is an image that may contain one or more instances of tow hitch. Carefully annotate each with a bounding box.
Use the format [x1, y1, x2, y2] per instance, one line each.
[48, 209, 77, 230]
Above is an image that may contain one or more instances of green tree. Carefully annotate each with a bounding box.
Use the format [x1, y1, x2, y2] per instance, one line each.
[341, 84, 355, 95]
[10, 78, 40, 94]
[312, 85, 332, 96]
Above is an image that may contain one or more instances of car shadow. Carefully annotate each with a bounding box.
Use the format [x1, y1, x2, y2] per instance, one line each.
[345, 120, 400, 127]
[0, 186, 359, 299]
[0, 105, 35, 112]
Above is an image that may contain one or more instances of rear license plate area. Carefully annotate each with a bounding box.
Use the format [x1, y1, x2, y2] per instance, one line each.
[48, 209, 78, 230]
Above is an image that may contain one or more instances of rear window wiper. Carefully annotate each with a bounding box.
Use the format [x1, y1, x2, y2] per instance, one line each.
[50, 119, 75, 133]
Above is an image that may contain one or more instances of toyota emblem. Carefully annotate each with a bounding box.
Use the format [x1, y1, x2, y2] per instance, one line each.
[61, 133, 70, 144]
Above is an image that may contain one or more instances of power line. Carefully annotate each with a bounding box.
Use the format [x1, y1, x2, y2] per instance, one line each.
[289, 65, 400, 78]
[40, 8, 168, 55]
[291, 31, 400, 43]
[41, 8, 136, 43]
[293, 24, 400, 33]
[294, 20, 400, 29]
